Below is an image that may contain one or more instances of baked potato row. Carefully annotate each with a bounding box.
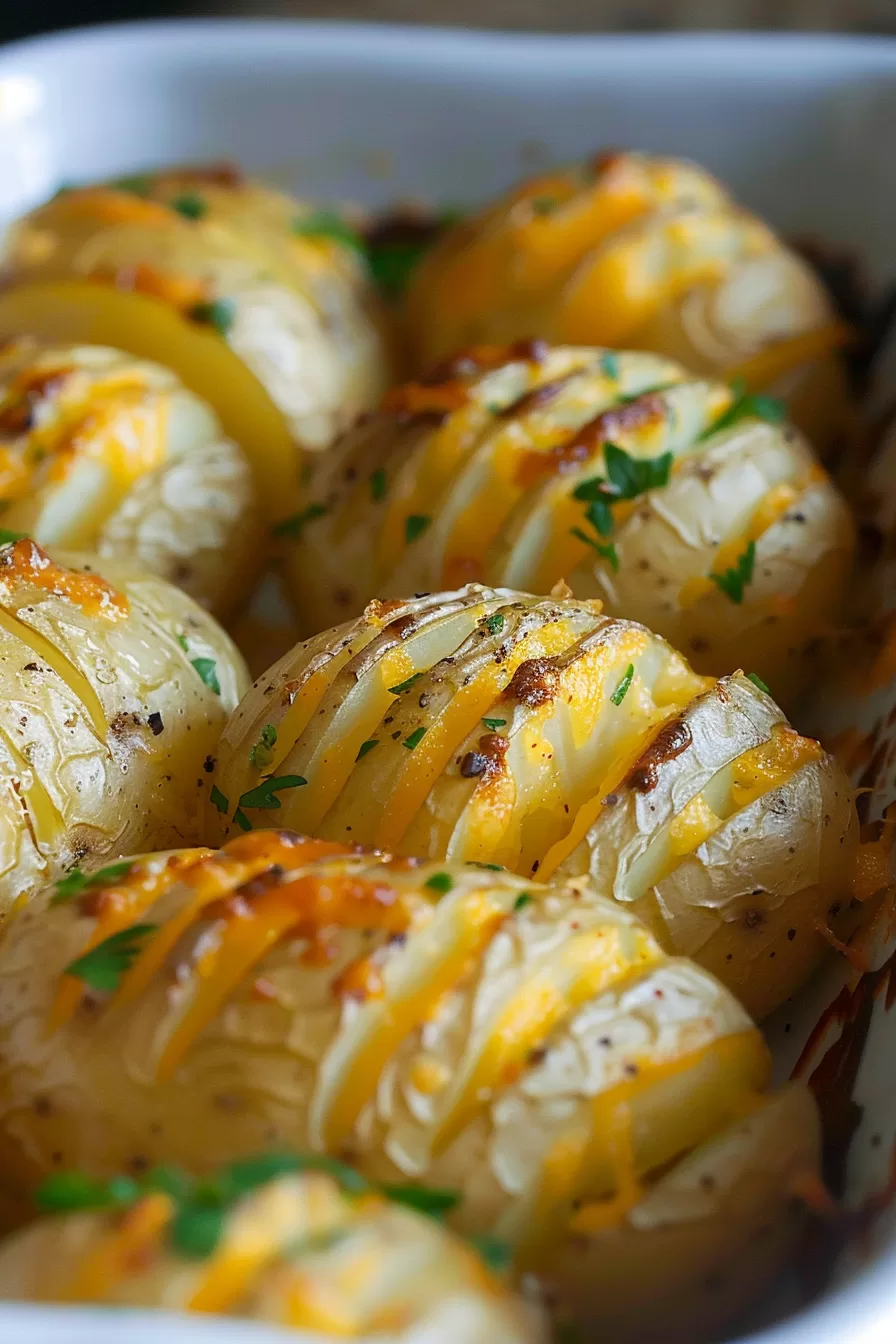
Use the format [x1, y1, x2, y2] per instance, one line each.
[2, 166, 392, 456]
[0, 538, 247, 917]
[0, 338, 263, 619]
[0, 1157, 537, 1342]
[404, 150, 852, 456]
[210, 585, 858, 1020]
[0, 832, 820, 1342]
[293, 342, 854, 699]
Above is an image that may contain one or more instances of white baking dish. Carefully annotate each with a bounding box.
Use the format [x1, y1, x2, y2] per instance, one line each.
[0, 18, 895, 1344]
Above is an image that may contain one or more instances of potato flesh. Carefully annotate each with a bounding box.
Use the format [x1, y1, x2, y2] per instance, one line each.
[403, 150, 849, 451]
[0, 339, 263, 618]
[0, 1171, 535, 1343]
[210, 584, 854, 1016]
[0, 543, 247, 917]
[295, 346, 854, 699]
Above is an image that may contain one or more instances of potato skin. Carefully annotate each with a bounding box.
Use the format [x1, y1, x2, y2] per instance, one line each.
[3, 168, 391, 456]
[0, 539, 247, 917]
[0, 831, 814, 1340]
[209, 585, 857, 1017]
[0, 338, 263, 619]
[403, 151, 850, 454]
[0, 1166, 536, 1343]
[292, 344, 854, 703]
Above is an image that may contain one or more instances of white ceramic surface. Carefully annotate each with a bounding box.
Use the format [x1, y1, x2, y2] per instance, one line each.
[0, 19, 895, 1344]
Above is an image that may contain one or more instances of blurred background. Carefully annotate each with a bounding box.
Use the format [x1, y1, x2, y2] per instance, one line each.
[5, 0, 896, 45]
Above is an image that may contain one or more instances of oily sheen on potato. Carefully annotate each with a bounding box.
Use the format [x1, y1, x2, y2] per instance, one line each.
[404, 150, 851, 454]
[0, 338, 263, 619]
[209, 585, 858, 1018]
[291, 343, 854, 703]
[0, 537, 247, 916]
[0, 832, 818, 1342]
[0, 1158, 537, 1343]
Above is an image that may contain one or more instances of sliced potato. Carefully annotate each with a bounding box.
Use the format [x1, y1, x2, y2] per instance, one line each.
[0, 538, 247, 917]
[0, 832, 815, 1340]
[293, 345, 854, 702]
[404, 151, 851, 453]
[209, 586, 858, 1018]
[0, 337, 263, 618]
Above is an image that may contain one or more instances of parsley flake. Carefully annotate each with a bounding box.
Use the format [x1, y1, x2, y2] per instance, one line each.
[405, 514, 431, 544]
[51, 860, 134, 906]
[483, 613, 505, 636]
[571, 527, 619, 572]
[273, 502, 327, 539]
[188, 298, 236, 336]
[170, 1203, 224, 1259]
[64, 923, 158, 992]
[171, 192, 207, 220]
[482, 717, 506, 731]
[709, 540, 756, 604]
[36, 1171, 120, 1213]
[388, 672, 423, 694]
[381, 1184, 460, 1219]
[249, 723, 278, 770]
[467, 861, 503, 871]
[600, 352, 620, 379]
[356, 739, 379, 761]
[513, 893, 533, 912]
[700, 378, 787, 440]
[424, 872, 453, 895]
[370, 467, 387, 501]
[233, 808, 252, 832]
[236, 775, 307, 812]
[209, 785, 230, 814]
[746, 671, 771, 694]
[610, 663, 635, 706]
[531, 196, 557, 215]
[191, 657, 221, 695]
[293, 210, 364, 252]
[0, 529, 28, 545]
[470, 1234, 513, 1273]
[110, 174, 152, 196]
[402, 727, 427, 751]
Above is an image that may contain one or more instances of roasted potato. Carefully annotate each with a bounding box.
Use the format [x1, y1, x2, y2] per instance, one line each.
[0, 832, 819, 1341]
[404, 151, 852, 455]
[2, 166, 391, 456]
[208, 586, 858, 1019]
[0, 1155, 538, 1342]
[0, 337, 263, 619]
[292, 343, 854, 700]
[0, 537, 247, 917]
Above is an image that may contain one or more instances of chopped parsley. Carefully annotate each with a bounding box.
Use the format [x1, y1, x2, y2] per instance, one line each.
[483, 613, 505, 636]
[370, 467, 387, 501]
[233, 809, 252, 832]
[191, 657, 221, 696]
[600, 352, 620, 380]
[249, 723, 277, 770]
[603, 441, 673, 499]
[235, 775, 307, 812]
[571, 527, 619, 572]
[610, 663, 635, 706]
[513, 893, 533, 912]
[469, 1234, 512, 1273]
[356, 739, 379, 761]
[171, 192, 207, 220]
[709, 540, 756, 604]
[64, 923, 158, 992]
[51, 860, 134, 906]
[402, 726, 427, 751]
[405, 514, 431, 544]
[209, 784, 230, 814]
[424, 872, 454, 895]
[381, 1184, 460, 1218]
[531, 196, 557, 215]
[273, 502, 327, 539]
[700, 378, 786, 440]
[482, 717, 506, 731]
[388, 672, 424, 694]
[0, 529, 28, 545]
[293, 210, 364, 253]
[188, 298, 236, 336]
[467, 861, 503, 871]
[110, 174, 152, 196]
[746, 671, 770, 694]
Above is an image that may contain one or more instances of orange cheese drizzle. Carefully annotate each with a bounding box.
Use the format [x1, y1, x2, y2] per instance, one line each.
[0, 539, 129, 620]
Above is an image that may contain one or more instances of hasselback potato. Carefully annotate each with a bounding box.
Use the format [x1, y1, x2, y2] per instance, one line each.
[404, 151, 851, 454]
[0, 537, 247, 917]
[0, 832, 819, 1341]
[0, 338, 262, 619]
[209, 585, 858, 1019]
[0, 1155, 537, 1342]
[1, 166, 390, 456]
[291, 343, 854, 699]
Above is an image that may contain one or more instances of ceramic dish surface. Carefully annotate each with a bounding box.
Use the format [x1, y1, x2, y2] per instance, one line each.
[0, 19, 896, 1344]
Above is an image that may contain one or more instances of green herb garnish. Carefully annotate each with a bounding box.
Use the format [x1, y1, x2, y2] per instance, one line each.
[110, 174, 152, 196]
[405, 514, 431, 544]
[370, 467, 387, 501]
[483, 613, 505, 636]
[209, 785, 230, 814]
[571, 527, 619, 572]
[273, 502, 327, 539]
[531, 196, 557, 215]
[513, 893, 533, 912]
[424, 872, 453, 895]
[171, 192, 207, 220]
[746, 671, 770, 694]
[356, 739, 379, 761]
[36, 1171, 123, 1213]
[610, 663, 635, 706]
[469, 1234, 513, 1273]
[388, 672, 424, 694]
[382, 1184, 460, 1219]
[482, 717, 506, 731]
[188, 298, 236, 336]
[64, 923, 158, 992]
[233, 809, 252, 832]
[0, 529, 28, 545]
[293, 210, 364, 252]
[600, 352, 620, 379]
[467, 861, 503, 871]
[191, 657, 221, 696]
[402, 727, 427, 751]
[236, 775, 307, 812]
[51, 860, 134, 906]
[700, 378, 786, 440]
[709, 540, 756, 605]
[249, 723, 278, 770]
